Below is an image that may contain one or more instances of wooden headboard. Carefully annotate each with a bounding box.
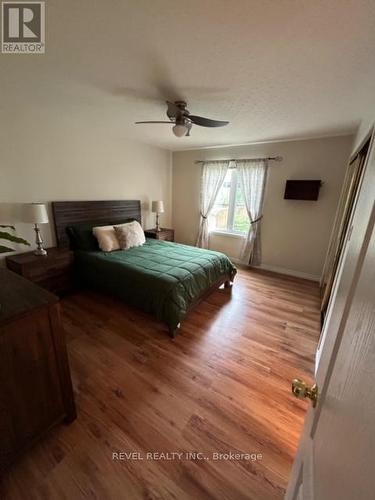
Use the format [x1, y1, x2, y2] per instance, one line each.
[52, 200, 142, 247]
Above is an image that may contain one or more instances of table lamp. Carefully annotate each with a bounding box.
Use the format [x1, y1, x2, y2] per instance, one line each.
[151, 200, 164, 232]
[23, 203, 49, 256]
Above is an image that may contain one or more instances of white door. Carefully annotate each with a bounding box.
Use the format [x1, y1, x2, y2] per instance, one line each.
[286, 128, 375, 500]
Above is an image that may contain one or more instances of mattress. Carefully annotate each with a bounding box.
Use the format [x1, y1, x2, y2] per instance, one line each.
[74, 238, 236, 332]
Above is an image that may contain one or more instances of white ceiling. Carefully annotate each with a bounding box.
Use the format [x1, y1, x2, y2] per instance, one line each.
[1, 0, 374, 151]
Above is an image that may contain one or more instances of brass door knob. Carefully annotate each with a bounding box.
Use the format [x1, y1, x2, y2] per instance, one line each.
[292, 379, 318, 407]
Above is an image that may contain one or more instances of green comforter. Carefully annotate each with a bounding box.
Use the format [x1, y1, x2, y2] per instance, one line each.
[74, 239, 236, 332]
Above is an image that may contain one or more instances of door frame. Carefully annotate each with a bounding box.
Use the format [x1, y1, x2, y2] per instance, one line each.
[285, 124, 375, 500]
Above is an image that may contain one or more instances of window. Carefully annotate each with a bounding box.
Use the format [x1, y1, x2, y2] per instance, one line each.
[208, 168, 250, 235]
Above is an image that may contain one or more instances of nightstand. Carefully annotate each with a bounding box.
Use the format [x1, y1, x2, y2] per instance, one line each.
[6, 247, 74, 296]
[144, 228, 175, 242]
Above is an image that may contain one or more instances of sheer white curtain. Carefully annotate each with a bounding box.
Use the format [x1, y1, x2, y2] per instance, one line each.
[237, 159, 268, 265]
[196, 160, 229, 248]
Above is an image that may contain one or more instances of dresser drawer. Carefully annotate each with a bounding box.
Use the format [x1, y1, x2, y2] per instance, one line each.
[145, 229, 175, 242]
[6, 248, 75, 296]
[156, 232, 174, 242]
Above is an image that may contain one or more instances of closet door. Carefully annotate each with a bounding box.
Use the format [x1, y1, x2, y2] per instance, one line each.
[320, 136, 370, 321]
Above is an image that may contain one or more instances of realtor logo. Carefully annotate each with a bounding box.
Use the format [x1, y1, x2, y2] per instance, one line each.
[1, 1, 45, 53]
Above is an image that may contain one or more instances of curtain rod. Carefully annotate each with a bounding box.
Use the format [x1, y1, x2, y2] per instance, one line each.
[194, 156, 283, 164]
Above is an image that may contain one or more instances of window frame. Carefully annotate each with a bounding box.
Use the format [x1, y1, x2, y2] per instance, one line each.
[209, 168, 248, 237]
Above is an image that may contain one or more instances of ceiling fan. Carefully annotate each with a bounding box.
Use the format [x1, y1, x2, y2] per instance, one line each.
[135, 100, 229, 137]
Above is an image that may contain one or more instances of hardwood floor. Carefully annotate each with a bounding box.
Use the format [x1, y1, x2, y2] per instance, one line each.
[1, 268, 320, 500]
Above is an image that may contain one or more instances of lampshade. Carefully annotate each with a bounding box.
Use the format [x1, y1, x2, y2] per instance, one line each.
[22, 203, 49, 224]
[151, 200, 164, 214]
[172, 124, 187, 137]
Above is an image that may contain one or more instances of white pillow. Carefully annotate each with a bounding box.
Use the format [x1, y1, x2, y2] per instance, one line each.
[92, 225, 120, 252]
[114, 221, 145, 250]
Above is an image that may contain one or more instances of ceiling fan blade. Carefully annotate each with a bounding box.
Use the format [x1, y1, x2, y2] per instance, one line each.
[188, 115, 229, 127]
[135, 121, 173, 124]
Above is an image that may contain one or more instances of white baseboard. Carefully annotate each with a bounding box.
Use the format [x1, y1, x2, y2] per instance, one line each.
[230, 258, 320, 282]
[258, 264, 320, 282]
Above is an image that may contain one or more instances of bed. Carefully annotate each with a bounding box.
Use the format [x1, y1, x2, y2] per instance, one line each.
[52, 200, 236, 337]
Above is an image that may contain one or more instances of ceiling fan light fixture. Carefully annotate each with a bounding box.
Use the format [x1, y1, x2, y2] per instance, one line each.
[135, 100, 229, 137]
[172, 124, 188, 137]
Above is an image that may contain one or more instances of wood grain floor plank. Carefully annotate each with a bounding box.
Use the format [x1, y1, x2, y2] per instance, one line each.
[1, 268, 320, 500]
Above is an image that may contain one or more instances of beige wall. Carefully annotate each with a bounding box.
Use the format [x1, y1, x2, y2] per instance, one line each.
[0, 112, 172, 259]
[172, 135, 354, 280]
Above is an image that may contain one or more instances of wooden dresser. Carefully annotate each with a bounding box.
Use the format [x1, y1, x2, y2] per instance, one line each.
[0, 269, 76, 472]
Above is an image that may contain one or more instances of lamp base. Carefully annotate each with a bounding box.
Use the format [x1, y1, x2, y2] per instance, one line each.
[34, 247, 47, 256]
[34, 223, 47, 256]
[155, 213, 161, 232]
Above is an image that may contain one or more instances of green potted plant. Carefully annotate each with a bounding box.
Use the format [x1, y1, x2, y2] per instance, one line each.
[0, 225, 30, 253]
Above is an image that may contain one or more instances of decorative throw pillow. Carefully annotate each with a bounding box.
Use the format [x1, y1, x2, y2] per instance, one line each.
[114, 221, 145, 250]
[67, 224, 100, 251]
[92, 225, 120, 252]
